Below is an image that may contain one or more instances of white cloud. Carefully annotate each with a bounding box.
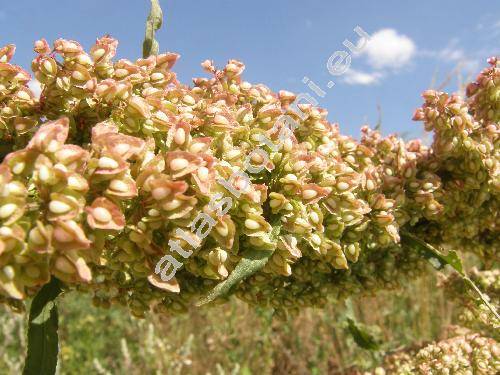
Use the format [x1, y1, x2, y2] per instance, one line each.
[426, 39, 465, 62]
[28, 80, 42, 99]
[343, 69, 382, 85]
[440, 48, 465, 62]
[423, 39, 481, 75]
[361, 29, 416, 70]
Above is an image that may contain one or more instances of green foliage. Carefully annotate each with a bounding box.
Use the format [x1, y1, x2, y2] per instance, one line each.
[346, 317, 380, 351]
[198, 224, 281, 306]
[402, 232, 499, 321]
[23, 278, 62, 375]
[197, 249, 274, 306]
[2, 271, 483, 374]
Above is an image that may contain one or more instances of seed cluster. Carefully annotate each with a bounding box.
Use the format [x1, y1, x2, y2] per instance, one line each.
[371, 333, 500, 375]
[0, 38, 498, 317]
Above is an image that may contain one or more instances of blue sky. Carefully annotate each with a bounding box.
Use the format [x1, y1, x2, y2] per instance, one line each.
[1, 0, 499, 138]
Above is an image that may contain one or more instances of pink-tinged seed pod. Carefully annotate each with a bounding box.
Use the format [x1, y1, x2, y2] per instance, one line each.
[150, 109, 175, 132]
[70, 64, 91, 83]
[53, 39, 83, 57]
[105, 175, 138, 199]
[0, 268, 25, 300]
[0, 224, 25, 256]
[14, 87, 35, 103]
[160, 194, 197, 220]
[147, 274, 180, 293]
[201, 59, 216, 74]
[164, 151, 203, 179]
[244, 183, 267, 205]
[412, 108, 425, 121]
[300, 184, 329, 204]
[166, 121, 191, 148]
[0, 164, 12, 188]
[94, 153, 128, 176]
[3, 150, 37, 178]
[268, 192, 289, 214]
[156, 52, 180, 70]
[192, 164, 215, 195]
[127, 96, 151, 119]
[28, 221, 53, 253]
[53, 252, 91, 283]
[0, 44, 16, 63]
[148, 176, 188, 201]
[0, 197, 25, 226]
[52, 220, 91, 251]
[136, 55, 156, 71]
[33, 39, 51, 54]
[90, 36, 118, 64]
[46, 192, 82, 222]
[0, 63, 31, 86]
[212, 112, 233, 128]
[27, 117, 69, 154]
[224, 59, 245, 79]
[242, 213, 272, 237]
[86, 197, 125, 230]
[38, 56, 57, 77]
[54, 145, 89, 172]
[91, 120, 119, 141]
[278, 90, 296, 105]
[95, 133, 145, 161]
[257, 103, 282, 120]
[65, 173, 89, 192]
[188, 137, 212, 154]
[210, 215, 236, 249]
[94, 79, 118, 99]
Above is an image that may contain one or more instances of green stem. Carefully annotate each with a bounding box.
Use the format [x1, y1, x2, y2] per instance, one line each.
[401, 231, 499, 321]
[142, 0, 163, 58]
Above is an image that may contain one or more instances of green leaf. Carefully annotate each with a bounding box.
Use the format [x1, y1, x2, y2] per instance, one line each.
[196, 248, 273, 306]
[142, 0, 163, 58]
[401, 231, 499, 321]
[23, 278, 63, 375]
[197, 224, 281, 306]
[401, 231, 463, 273]
[346, 317, 380, 351]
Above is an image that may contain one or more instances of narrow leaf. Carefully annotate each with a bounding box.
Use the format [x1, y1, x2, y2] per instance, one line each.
[401, 231, 499, 321]
[196, 248, 273, 306]
[346, 317, 380, 351]
[197, 223, 281, 306]
[23, 278, 63, 375]
[462, 276, 500, 321]
[142, 0, 163, 58]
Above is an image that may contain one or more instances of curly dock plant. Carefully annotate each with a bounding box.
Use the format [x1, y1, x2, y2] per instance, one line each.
[0, 1, 497, 373]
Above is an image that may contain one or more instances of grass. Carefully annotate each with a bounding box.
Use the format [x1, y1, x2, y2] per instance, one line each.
[0, 269, 463, 375]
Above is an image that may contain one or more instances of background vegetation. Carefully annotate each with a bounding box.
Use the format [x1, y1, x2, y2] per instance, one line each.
[1, 267, 470, 374]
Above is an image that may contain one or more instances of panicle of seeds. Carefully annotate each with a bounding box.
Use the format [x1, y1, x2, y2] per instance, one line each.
[0, 37, 497, 318]
[369, 333, 500, 375]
